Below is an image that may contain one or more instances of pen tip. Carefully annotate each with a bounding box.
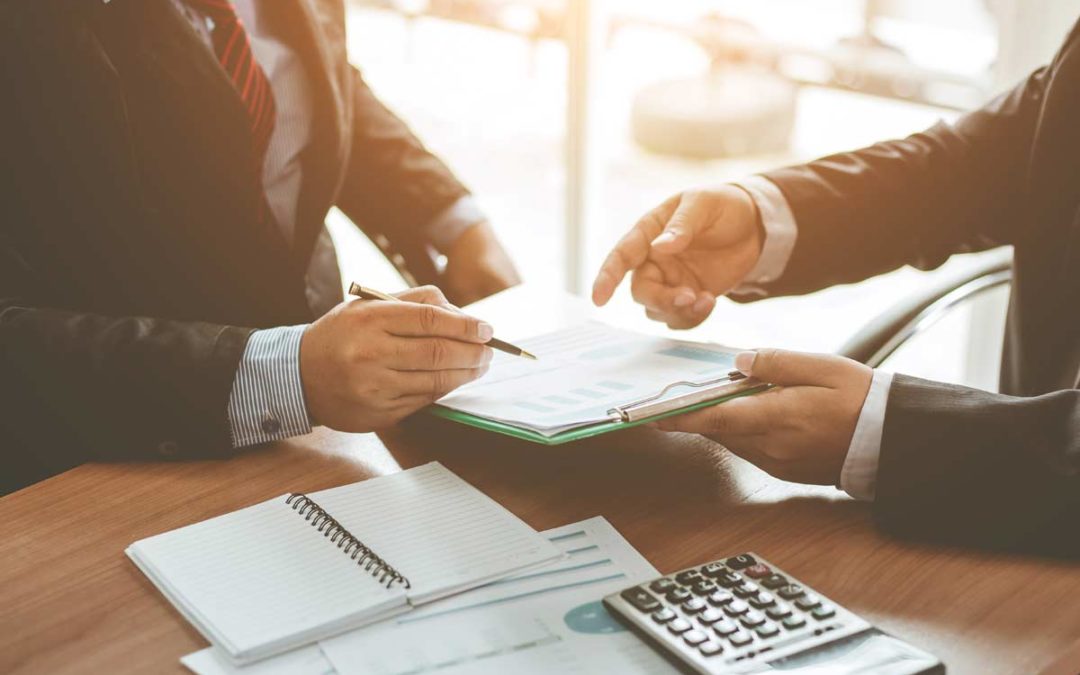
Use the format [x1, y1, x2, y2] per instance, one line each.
[520, 350, 538, 361]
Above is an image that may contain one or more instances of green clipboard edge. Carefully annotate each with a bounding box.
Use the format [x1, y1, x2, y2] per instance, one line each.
[427, 383, 773, 445]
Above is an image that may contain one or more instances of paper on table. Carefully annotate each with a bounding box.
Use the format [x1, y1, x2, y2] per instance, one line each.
[181, 517, 643, 675]
[436, 322, 740, 436]
[319, 516, 676, 675]
[180, 645, 333, 675]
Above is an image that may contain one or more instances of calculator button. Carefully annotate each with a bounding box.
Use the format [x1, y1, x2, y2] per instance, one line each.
[761, 574, 789, 590]
[667, 588, 691, 603]
[620, 587, 661, 613]
[683, 630, 708, 646]
[698, 608, 724, 625]
[650, 578, 677, 594]
[760, 570, 786, 587]
[668, 618, 693, 634]
[739, 610, 766, 628]
[716, 571, 741, 588]
[708, 590, 735, 607]
[675, 570, 705, 585]
[682, 598, 707, 614]
[651, 608, 677, 624]
[778, 584, 806, 600]
[755, 623, 781, 639]
[690, 580, 718, 596]
[713, 619, 739, 637]
[744, 563, 771, 579]
[726, 554, 756, 570]
[700, 562, 727, 578]
[766, 603, 792, 620]
[750, 591, 775, 608]
[812, 604, 836, 620]
[729, 631, 754, 647]
[783, 615, 807, 630]
[723, 600, 749, 616]
[699, 641, 724, 657]
[733, 581, 760, 598]
[795, 594, 821, 611]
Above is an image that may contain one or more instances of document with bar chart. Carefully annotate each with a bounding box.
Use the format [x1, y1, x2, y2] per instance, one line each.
[432, 322, 769, 444]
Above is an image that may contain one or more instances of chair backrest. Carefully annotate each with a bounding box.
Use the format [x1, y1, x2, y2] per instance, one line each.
[838, 248, 1013, 370]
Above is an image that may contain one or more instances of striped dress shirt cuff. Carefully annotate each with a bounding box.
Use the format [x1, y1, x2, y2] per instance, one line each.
[227, 325, 312, 447]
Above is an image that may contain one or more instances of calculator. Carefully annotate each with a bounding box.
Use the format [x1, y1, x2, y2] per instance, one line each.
[604, 553, 944, 674]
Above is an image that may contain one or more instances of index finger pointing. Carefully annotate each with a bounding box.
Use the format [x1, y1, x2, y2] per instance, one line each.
[377, 303, 493, 343]
[591, 197, 679, 306]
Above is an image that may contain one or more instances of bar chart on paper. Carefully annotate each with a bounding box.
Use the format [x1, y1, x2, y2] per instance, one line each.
[435, 322, 742, 438]
[319, 517, 675, 675]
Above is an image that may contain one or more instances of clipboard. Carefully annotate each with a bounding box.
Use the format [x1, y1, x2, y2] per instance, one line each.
[428, 371, 771, 445]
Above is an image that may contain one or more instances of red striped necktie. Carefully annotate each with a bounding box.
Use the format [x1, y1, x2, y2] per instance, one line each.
[186, 0, 277, 176]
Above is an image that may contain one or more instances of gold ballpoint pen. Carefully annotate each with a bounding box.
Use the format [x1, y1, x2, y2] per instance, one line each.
[348, 283, 537, 361]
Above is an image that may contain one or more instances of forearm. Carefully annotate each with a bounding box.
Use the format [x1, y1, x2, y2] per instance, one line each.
[754, 67, 1049, 297]
[335, 67, 471, 239]
[873, 375, 1080, 557]
[0, 299, 252, 487]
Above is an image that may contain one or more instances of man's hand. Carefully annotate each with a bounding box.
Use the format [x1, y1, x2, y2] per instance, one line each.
[299, 286, 493, 432]
[591, 186, 762, 329]
[656, 349, 872, 485]
[442, 221, 522, 306]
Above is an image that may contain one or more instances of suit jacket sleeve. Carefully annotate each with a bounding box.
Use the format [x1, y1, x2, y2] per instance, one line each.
[747, 61, 1058, 297]
[0, 291, 253, 491]
[334, 67, 472, 241]
[874, 375, 1080, 558]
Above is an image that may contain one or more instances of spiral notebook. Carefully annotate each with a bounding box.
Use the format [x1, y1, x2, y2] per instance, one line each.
[126, 463, 560, 666]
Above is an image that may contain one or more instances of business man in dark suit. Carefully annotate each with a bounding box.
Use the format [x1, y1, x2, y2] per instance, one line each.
[0, 0, 522, 494]
[593, 19, 1080, 557]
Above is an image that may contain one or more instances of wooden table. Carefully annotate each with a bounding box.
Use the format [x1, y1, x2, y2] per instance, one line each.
[3, 288, 1079, 674]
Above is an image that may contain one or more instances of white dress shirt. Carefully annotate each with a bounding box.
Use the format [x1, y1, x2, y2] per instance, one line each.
[732, 176, 887, 501]
[172, 0, 486, 446]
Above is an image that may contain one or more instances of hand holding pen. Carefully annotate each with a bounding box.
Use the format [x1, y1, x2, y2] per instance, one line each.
[348, 284, 535, 361]
[298, 285, 528, 434]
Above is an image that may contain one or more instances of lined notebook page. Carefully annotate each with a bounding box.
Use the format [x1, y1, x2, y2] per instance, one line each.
[310, 462, 560, 602]
[128, 497, 404, 658]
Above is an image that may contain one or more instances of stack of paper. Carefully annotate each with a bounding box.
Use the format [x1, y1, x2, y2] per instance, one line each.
[182, 517, 677, 675]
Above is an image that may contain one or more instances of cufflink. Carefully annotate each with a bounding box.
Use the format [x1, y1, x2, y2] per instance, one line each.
[261, 416, 282, 435]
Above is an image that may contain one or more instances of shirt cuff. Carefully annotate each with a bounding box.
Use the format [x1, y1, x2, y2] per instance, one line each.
[227, 325, 313, 447]
[423, 195, 486, 253]
[840, 370, 894, 501]
[730, 175, 798, 297]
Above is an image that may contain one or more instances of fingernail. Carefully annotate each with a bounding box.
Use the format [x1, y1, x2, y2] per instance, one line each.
[735, 351, 757, 376]
[477, 322, 494, 341]
[692, 296, 712, 314]
[652, 232, 676, 246]
[482, 347, 494, 365]
[673, 291, 693, 308]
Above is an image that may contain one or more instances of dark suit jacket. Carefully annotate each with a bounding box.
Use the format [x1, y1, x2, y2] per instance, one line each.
[0, 0, 471, 494]
[750, 21, 1080, 557]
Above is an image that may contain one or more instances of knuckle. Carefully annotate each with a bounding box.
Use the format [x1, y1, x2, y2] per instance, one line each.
[428, 339, 448, 369]
[430, 371, 449, 397]
[418, 304, 439, 334]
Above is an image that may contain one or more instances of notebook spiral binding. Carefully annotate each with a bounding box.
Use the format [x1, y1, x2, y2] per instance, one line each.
[285, 493, 411, 590]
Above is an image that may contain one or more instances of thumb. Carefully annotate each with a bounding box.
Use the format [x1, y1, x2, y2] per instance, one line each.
[735, 348, 847, 387]
[650, 196, 702, 254]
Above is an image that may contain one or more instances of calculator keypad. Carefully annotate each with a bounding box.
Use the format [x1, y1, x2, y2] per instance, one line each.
[606, 553, 862, 672]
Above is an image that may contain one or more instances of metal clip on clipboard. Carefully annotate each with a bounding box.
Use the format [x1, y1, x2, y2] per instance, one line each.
[607, 370, 755, 424]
